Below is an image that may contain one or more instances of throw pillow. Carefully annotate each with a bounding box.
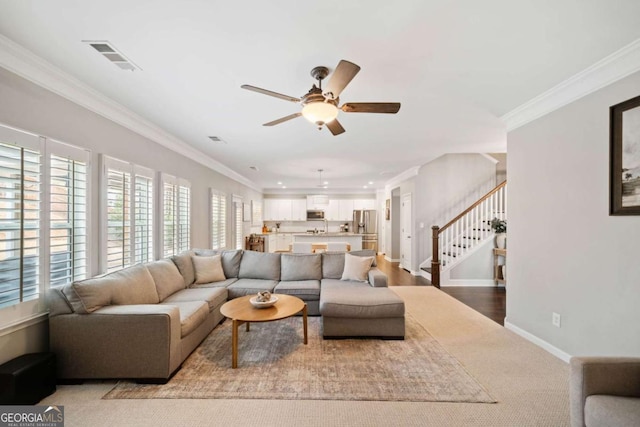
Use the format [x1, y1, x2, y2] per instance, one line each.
[192, 254, 226, 284]
[341, 253, 374, 282]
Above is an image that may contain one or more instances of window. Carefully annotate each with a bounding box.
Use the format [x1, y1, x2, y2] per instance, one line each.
[161, 174, 190, 257]
[102, 156, 154, 273]
[134, 174, 153, 263]
[0, 126, 91, 319]
[210, 189, 226, 249]
[0, 134, 41, 309]
[232, 195, 243, 250]
[49, 147, 89, 287]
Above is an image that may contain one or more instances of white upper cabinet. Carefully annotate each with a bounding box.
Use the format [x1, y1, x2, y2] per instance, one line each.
[307, 195, 329, 210]
[353, 199, 376, 210]
[326, 199, 340, 221]
[338, 199, 354, 221]
[291, 199, 307, 221]
[277, 199, 293, 221]
[263, 199, 278, 221]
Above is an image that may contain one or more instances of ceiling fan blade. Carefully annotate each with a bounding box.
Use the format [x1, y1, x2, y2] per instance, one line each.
[341, 102, 401, 114]
[263, 112, 302, 126]
[323, 60, 361, 99]
[325, 119, 346, 136]
[241, 84, 300, 103]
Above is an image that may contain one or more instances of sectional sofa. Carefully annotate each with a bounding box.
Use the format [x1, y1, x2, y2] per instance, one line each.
[47, 249, 405, 382]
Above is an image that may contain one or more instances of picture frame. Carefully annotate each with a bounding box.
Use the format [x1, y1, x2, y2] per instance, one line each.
[385, 199, 391, 220]
[610, 94, 640, 215]
[243, 203, 251, 222]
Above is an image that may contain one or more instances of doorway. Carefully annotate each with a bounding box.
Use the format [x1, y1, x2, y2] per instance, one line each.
[400, 192, 412, 272]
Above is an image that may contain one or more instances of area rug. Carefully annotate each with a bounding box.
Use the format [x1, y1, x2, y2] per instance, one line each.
[103, 315, 495, 403]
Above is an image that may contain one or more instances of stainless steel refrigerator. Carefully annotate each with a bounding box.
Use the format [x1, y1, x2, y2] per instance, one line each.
[353, 210, 378, 252]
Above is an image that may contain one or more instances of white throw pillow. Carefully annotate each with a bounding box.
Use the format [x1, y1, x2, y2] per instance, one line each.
[192, 254, 226, 284]
[341, 253, 374, 282]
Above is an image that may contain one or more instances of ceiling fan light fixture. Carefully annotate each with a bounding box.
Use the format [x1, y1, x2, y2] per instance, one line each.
[301, 102, 338, 126]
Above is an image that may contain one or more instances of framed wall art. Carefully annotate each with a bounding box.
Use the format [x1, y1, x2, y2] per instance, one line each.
[610, 94, 640, 215]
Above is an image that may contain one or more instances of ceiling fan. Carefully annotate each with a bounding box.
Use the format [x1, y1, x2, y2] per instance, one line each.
[241, 60, 400, 136]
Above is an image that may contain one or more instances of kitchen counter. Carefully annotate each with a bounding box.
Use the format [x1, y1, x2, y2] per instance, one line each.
[293, 233, 363, 251]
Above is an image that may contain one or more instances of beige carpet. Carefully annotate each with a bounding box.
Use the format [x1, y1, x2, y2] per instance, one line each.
[40, 287, 570, 426]
[104, 315, 495, 403]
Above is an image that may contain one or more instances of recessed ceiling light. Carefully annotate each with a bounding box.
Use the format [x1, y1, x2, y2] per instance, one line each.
[82, 40, 141, 71]
[368, 181, 374, 185]
[277, 181, 282, 185]
[282, 186, 287, 189]
[323, 181, 329, 185]
[363, 185, 368, 189]
[208, 136, 226, 144]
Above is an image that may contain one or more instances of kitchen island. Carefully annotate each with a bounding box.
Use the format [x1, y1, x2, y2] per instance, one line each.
[292, 233, 363, 251]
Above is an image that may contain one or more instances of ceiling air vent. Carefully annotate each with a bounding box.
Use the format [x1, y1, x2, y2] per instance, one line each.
[83, 40, 141, 71]
[208, 136, 226, 144]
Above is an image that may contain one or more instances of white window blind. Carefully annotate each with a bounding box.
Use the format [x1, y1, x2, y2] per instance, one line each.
[232, 195, 243, 250]
[0, 140, 41, 309]
[105, 167, 131, 273]
[161, 174, 190, 257]
[102, 156, 154, 273]
[210, 189, 226, 249]
[134, 174, 153, 264]
[49, 152, 88, 286]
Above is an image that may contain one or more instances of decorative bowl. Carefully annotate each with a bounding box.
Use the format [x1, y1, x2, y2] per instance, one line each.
[249, 295, 278, 308]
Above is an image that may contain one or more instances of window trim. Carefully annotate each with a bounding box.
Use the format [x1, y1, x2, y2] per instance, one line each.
[100, 155, 155, 273]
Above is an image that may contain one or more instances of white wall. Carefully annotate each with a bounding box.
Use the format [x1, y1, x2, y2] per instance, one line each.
[414, 154, 497, 267]
[507, 70, 640, 357]
[0, 67, 262, 363]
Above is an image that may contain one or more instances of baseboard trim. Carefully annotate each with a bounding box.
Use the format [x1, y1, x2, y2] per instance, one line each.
[441, 279, 500, 287]
[504, 320, 571, 363]
[384, 256, 400, 262]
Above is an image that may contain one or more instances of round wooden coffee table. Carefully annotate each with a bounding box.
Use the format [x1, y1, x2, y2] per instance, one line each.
[220, 294, 308, 368]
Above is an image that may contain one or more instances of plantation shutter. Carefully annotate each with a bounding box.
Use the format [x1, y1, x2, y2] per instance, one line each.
[49, 148, 88, 286]
[210, 189, 226, 249]
[105, 166, 131, 273]
[0, 135, 41, 308]
[134, 172, 153, 263]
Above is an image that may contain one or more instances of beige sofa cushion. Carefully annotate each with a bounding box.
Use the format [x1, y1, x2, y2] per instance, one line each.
[170, 251, 196, 287]
[192, 255, 226, 284]
[72, 264, 159, 313]
[159, 300, 209, 337]
[163, 287, 228, 311]
[146, 259, 186, 301]
[341, 253, 374, 282]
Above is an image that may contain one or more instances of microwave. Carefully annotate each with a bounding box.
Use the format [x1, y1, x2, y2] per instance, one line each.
[306, 210, 325, 221]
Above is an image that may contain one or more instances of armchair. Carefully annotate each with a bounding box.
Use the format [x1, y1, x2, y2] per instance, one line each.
[570, 357, 640, 427]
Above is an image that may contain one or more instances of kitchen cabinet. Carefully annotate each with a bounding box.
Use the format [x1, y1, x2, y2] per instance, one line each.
[338, 199, 354, 221]
[325, 199, 340, 221]
[263, 199, 278, 221]
[276, 233, 292, 251]
[291, 199, 307, 221]
[353, 199, 376, 210]
[276, 199, 293, 221]
[307, 195, 329, 210]
[265, 234, 277, 252]
[263, 199, 292, 221]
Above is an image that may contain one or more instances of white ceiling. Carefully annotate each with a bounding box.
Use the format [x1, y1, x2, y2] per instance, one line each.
[1, 0, 640, 193]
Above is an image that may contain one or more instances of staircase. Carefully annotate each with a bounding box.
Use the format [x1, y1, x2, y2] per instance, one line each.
[420, 181, 507, 287]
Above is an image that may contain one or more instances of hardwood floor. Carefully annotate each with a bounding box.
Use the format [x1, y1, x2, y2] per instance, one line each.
[375, 255, 506, 325]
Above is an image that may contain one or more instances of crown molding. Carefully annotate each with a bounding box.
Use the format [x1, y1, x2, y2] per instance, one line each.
[0, 35, 261, 192]
[384, 166, 420, 190]
[501, 38, 640, 131]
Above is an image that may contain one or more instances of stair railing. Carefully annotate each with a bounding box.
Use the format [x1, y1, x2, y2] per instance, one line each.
[431, 180, 507, 288]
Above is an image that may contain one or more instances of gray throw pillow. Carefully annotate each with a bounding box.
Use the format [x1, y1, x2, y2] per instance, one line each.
[281, 254, 322, 281]
[238, 251, 281, 280]
[322, 252, 345, 279]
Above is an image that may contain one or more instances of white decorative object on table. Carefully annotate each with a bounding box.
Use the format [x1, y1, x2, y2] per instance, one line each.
[250, 291, 278, 308]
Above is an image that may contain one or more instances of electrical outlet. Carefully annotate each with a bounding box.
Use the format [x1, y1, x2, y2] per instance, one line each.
[552, 312, 561, 328]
